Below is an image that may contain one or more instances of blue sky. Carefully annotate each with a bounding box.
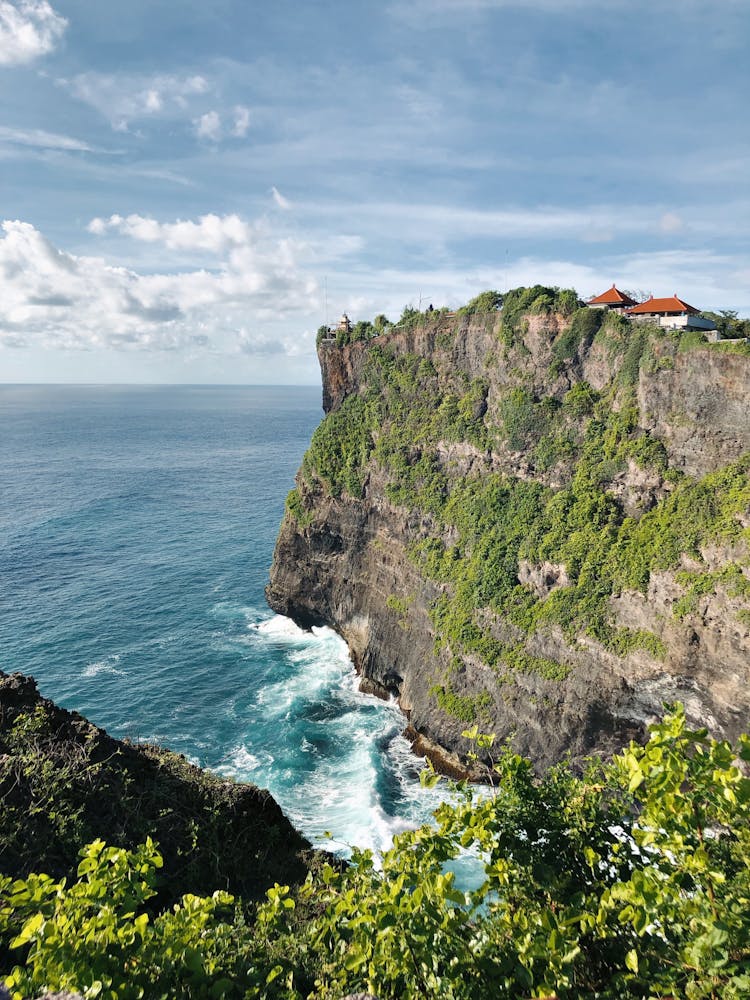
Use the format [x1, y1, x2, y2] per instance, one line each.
[1, 0, 748, 384]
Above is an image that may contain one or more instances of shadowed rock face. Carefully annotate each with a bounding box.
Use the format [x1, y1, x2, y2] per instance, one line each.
[0, 671, 313, 901]
[638, 346, 750, 478]
[268, 312, 750, 772]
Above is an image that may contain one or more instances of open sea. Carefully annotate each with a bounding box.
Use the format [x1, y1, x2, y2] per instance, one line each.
[0, 384, 444, 855]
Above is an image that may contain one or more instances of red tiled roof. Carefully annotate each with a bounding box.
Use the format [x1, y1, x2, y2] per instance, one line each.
[588, 285, 637, 306]
[627, 295, 698, 315]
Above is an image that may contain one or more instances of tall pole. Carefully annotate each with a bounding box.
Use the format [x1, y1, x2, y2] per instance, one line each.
[324, 276, 328, 328]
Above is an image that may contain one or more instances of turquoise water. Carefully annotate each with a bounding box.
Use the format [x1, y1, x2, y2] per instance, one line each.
[0, 385, 443, 854]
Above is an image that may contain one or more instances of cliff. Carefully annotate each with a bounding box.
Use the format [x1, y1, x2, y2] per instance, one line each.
[267, 293, 750, 771]
[0, 671, 313, 902]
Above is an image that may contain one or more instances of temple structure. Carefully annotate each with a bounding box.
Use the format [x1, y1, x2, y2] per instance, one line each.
[587, 285, 637, 313]
[626, 295, 716, 331]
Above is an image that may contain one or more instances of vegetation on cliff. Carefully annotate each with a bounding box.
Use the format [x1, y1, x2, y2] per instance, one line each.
[3, 706, 750, 998]
[291, 291, 750, 728]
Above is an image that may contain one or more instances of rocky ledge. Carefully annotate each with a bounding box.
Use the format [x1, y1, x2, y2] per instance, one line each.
[0, 670, 313, 901]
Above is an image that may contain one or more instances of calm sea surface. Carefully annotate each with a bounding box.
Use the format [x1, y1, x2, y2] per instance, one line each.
[0, 385, 442, 853]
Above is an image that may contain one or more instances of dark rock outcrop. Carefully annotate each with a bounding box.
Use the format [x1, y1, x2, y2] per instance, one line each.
[0, 671, 313, 902]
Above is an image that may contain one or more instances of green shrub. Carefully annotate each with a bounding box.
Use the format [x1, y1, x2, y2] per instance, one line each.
[303, 394, 374, 498]
[4, 710, 750, 1000]
[552, 308, 604, 362]
[458, 290, 502, 315]
[430, 684, 492, 722]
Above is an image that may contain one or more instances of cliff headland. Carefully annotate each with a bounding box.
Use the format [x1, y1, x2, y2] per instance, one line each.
[268, 288, 750, 772]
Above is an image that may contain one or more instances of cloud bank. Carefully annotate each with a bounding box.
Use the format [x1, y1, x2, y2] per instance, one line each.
[0, 216, 318, 354]
[0, 0, 66, 65]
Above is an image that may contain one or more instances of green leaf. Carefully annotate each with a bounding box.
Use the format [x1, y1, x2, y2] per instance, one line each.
[628, 769, 644, 792]
[420, 768, 441, 789]
[344, 945, 366, 971]
[265, 965, 283, 985]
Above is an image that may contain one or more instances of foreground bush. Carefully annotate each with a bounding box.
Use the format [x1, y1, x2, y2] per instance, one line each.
[2, 707, 749, 998]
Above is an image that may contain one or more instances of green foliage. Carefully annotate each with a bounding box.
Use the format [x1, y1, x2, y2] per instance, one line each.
[555, 287, 581, 316]
[350, 319, 375, 343]
[407, 400, 747, 669]
[618, 325, 650, 386]
[564, 381, 599, 417]
[457, 289, 502, 315]
[501, 645, 570, 680]
[303, 394, 374, 498]
[600, 626, 667, 659]
[430, 684, 492, 723]
[284, 488, 312, 528]
[499, 285, 581, 344]
[300, 708, 750, 999]
[672, 563, 750, 621]
[3, 710, 750, 999]
[386, 593, 412, 628]
[678, 327, 708, 352]
[609, 456, 750, 592]
[0, 839, 311, 999]
[397, 305, 426, 331]
[552, 307, 604, 363]
[701, 309, 750, 340]
[497, 389, 561, 453]
[532, 428, 577, 472]
[709, 338, 750, 356]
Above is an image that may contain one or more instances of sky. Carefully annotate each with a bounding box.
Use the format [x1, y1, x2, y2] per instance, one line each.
[0, 0, 748, 384]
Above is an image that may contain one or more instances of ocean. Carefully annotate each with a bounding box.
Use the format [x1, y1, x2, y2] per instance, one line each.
[0, 384, 444, 855]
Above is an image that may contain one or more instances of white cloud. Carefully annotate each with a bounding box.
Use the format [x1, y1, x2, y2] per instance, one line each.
[194, 106, 251, 142]
[88, 212, 253, 253]
[659, 212, 683, 234]
[271, 186, 292, 210]
[0, 125, 96, 152]
[0, 0, 66, 65]
[194, 110, 222, 141]
[232, 105, 251, 137]
[143, 89, 162, 113]
[1, 216, 318, 354]
[60, 72, 210, 130]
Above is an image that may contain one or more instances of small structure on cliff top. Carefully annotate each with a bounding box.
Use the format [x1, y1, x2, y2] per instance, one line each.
[626, 294, 716, 332]
[589, 286, 717, 334]
[336, 313, 351, 333]
[587, 284, 637, 313]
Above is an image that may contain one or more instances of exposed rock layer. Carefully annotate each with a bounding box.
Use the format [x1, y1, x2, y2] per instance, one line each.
[268, 313, 750, 771]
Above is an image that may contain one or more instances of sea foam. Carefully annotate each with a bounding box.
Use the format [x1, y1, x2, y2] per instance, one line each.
[215, 613, 450, 857]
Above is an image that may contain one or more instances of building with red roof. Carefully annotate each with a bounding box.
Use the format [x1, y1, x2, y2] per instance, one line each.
[587, 285, 637, 312]
[626, 294, 716, 332]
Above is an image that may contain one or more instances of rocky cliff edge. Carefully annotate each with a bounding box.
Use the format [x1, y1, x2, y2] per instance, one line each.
[268, 298, 750, 772]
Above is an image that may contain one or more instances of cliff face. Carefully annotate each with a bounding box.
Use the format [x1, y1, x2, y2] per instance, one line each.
[268, 304, 750, 771]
